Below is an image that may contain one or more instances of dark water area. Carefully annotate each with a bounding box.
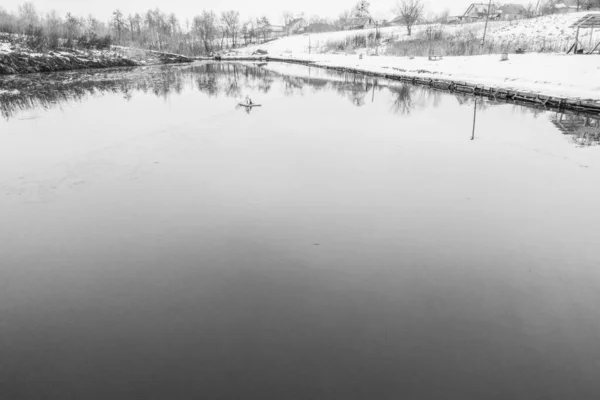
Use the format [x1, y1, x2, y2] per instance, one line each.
[1, 62, 600, 400]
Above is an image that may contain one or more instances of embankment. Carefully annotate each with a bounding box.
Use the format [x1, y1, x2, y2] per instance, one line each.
[0, 45, 194, 75]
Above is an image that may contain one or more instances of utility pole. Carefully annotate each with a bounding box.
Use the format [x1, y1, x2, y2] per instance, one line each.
[481, 0, 493, 49]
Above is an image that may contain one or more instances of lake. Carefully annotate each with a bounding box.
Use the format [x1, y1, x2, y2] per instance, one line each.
[1, 62, 600, 399]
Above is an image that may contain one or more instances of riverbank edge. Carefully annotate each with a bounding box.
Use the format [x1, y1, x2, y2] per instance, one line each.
[218, 55, 600, 117]
[0, 49, 196, 75]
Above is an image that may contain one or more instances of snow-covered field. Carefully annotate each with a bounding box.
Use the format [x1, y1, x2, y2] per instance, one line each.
[228, 12, 600, 102]
[240, 12, 600, 55]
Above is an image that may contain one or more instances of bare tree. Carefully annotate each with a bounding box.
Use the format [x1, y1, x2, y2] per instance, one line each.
[44, 10, 62, 48]
[308, 15, 327, 24]
[436, 8, 451, 23]
[256, 16, 270, 43]
[18, 2, 39, 34]
[282, 11, 294, 26]
[221, 10, 240, 48]
[65, 13, 81, 46]
[394, 0, 424, 36]
[111, 9, 126, 43]
[336, 10, 352, 29]
[353, 0, 371, 17]
[193, 10, 217, 53]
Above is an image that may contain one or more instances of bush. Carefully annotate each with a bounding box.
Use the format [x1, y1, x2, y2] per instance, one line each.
[24, 25, 45, 51]
[76, 34, 112, 50]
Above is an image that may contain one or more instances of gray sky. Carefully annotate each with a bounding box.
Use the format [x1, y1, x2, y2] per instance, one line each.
[2, 0, 531, 25]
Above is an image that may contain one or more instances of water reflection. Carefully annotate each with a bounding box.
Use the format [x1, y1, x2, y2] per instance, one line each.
[552, 113, 600, 147]
[1, 62, 598, 146]
[3, 61, 600, 400]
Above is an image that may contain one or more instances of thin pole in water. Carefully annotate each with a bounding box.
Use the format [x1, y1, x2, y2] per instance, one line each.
[481, 0, 493, 50]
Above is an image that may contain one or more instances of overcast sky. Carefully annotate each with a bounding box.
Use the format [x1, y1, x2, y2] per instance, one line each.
[2, 0, 531, 24]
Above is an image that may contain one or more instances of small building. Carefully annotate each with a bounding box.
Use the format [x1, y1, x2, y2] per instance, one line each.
[342, 17, 376, 30]
[463, 3, 499, 22]
[300, 23, 335, 34]
[285, 18, 307, 35]
[265, 25, 285, 39]
[555, 0, 581, 13]
[446, 15, 465, 24]
[389, 15, 404, 26]
[498, 4, 527, 20]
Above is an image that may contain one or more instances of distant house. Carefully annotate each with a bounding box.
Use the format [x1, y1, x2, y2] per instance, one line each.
[498, 4, 527, 20]
[555, 0, 581, 13]
[265, 25, 285, 39]
[343, 17, 376, 30]
[285, 18, 307, 35]
[463, 3, 500, 22]
[301, 23, 335, 34]
[446, 15, 465, 24]
[389, 15, 404, 26]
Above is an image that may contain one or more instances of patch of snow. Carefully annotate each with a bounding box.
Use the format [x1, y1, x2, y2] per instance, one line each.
[0, 42, 12, 53]
[0, 89, 21, 95]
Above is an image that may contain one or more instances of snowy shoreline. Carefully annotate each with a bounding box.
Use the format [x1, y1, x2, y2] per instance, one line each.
[219, 52, 600, 115]
[220, 12, 600, 110]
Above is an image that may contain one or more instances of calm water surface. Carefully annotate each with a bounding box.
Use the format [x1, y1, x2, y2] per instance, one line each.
[1, 62, 600, 399]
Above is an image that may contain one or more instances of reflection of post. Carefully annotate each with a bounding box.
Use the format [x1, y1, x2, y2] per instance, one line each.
[372, 80, 375, 103]
[471, 99, 477, 141]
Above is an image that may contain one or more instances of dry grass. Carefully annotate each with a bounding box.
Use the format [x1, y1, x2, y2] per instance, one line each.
[320, 14, 594, 57]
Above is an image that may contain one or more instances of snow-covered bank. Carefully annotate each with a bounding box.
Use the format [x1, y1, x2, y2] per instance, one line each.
[240, 12, 600, 56]
[0, 42, 193, 75]
[0, 46, 137, 75]
[221, 12, 600, 105]
[236, 53, 600, 102]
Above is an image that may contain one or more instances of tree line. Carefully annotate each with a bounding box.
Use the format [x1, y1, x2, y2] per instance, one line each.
[2, 0, 599, 56]
[0, 0, 376, 55]
[0, 2, 278, 56]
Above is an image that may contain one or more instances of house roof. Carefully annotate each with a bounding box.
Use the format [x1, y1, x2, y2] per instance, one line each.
[266, 25, 285, 32]
[499, 4, 526, 14]
[558, 0, 579, 6]
[286, 18, 305, 27]
[467, 3, 497, 10]
[304, 22, 333, 30]
[343, 17, 374, 27]
[390, 15, 403, 24]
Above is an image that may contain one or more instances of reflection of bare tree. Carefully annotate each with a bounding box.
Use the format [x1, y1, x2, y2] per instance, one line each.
[3, 61, 596, 143]
[389, 84, 413, 115]
[282, 76, 306, 97]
